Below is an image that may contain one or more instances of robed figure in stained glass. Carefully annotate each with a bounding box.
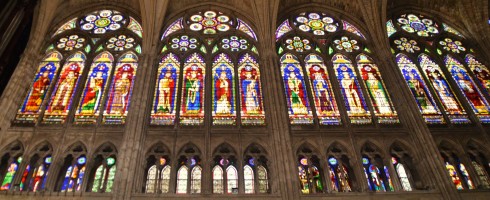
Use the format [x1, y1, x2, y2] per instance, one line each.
[361, 65, 392, 114]
[451, 66, 488, 112]
[240, 65, 261, 114]
[80, 64, 109, 114]
[214, 64, 234, 114]
[284, 65, 309, 115]
[49, 63, 81, 113]
[107, 64, 134, 115]
[338, 65, 364, 113]
[24, 64, 55, 112]
[472, 66, 490, 91]
[309, 65, 333, 114]
[183, 64, 203, 114]
[156, 64, 177, 114]
[403, 67, 437, 113]
[425, 67, 460, 112]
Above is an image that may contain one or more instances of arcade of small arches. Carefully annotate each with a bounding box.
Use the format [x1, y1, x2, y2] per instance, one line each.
[0, 2, 490, 199]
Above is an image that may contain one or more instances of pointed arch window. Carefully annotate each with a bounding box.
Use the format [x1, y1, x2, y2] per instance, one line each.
[466, 142, 490, 189]
[18, 143, 52, 192]
[297, 146, 324, 194]
[244, 144, 270, 194]
[60, 155, 87, 192]
[388, 13, 490, 124]
[144, 144, 172, 193]
[155, 10, 264, 126]
[14, 9, 142, 125]
[326, 143, 354, 192]
[361, 143, 394, 192]
[0, 142, 24, 191]
[212, 145, 238, 194]
[439, 142, 475, 190]
[175, 145, 201, 194]
[88, 144, 117, 193]
[276, 11, 398, 125]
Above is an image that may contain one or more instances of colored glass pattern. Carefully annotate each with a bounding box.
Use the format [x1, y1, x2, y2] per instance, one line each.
[212, 166, 224, 193]
[103, 52, 138, 124]
[151, 53, 180, 125]
[236, 18, 257, 41]
[419, 54, 469, 124]
[61, 156, 86, 192]
[294, 12, 339, 35]
[106, 35, 135, 51]
[442, 23, 464, 38]
[394, 37, 420, 53]
[15, 52, 62, 123]
[191, 166, 202, 193]
[176, 166, 188, 193]
[57, 35, 86, 51]
[392, 157, 412, 191]
[169, 35, 199, 51]
[244, 165, 254, 193]
[342, 20, 365, 39]
[226, 166, 238, 193]
[332, 54, 371, 124]
[334, 36, 360, 52]
[238, 54, 265, 125]
[439, 38, 466, 53]
[362, 157, 387, 192]
[386, 20, 397, 37]
[162, 18, 183, 39]
[188, 11, 231, 34]
[180, 53, 206, 125]
[466, 54, 490, 95]
[75, 52, 114, 124]
[127, 16, 143, 38]
[286, 36, 311, 52]
[280, 54, 313, 124]
[327, 157, 352, 192]
[53, 18, 77, 37]
[397, 14, 439, 37]
[0, 157, 21, 190]
[357, 54, 398, 123]
[28, 156, 51, 192]
[43, 52, 86, 124]
[275, 20, 293, 41]
[459, 164, 475, 189]
[257, 166, 268, 193]
[304, 54, 341, 125]
[396, 54, 444, 124]
[212, 53, 236, 125]
[220, 36, 249, 52]
[80, 10, 126, 34]
[446, 56, 490, 123]
[446, 162, 464, 190]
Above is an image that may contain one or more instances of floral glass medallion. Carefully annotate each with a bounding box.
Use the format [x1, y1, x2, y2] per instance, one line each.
[80, 10, 126, 34]
[285, 36, 311, 52]
[188, 11, 231, 34]
[439, 38, 466, 53]
[397, 14, 439, 37]
[106, 35, 135, 51]
[294, 12, 338, 35]
[394, 37, 420, 53]
[220, 36, 249, 51]
[169, 35, 199, 51]
[333, 36, 359, 52]
[57, 35, 85, 51]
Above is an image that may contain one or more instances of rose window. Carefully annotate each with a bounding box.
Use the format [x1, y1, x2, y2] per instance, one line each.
[439, 38, 466, 53]
[80, 10, 125, 34]
[394, 37, 420, 53]
[188, 11, 231, 34]
[295, 12, 338, 35]
[57, 35, 85, 51]
[221, 36, 248, 51]
[106, 35, 135, 51]
[169, 35, 198, 51]
[334, 36, 360, 52]
[285, 36, 311, 52]
[397, 14, 439, 37]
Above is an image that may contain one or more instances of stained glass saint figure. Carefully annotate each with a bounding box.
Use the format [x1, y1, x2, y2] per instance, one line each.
[238, 54, 265, 125]
[280, 54, 311, 124]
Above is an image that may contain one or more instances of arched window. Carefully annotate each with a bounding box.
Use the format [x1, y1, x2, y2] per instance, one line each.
[297, 145, 324, 194]
[152, 10, 264, 126]
[439, 141, 475, 190]
[326, 143, 354, 192]
[14, 9, 142, 125]
[0, 141, 24, 191]
[243, 144, 270, 194]
[388, 13, 490, 124]
[276, 12, 398, 125]
[361, 143, 394, 192]
[212, 144, 238, 194]
[175, 144, 201, 194]
[466, 141, 490, 189]
[19, 142, 52, 192]
[144, 143, 171, 193]
[87, 144, 117, 193]
[57, 143, 87, 192]
[390, 143, 419, 191]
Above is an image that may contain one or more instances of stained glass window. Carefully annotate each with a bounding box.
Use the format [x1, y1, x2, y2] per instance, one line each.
[298, 157, 324, 194]
[236, 18, 257, 41]
[160, 165, 171, 193]
[362, 157, 393, 192]
[276, 20, 293, 41]
[188, 11, 232, 34]
[396, 54, 444, 123]
[146, 165, 157, 193]
[386, 20, 397, 37]
[393, 37, 420, 53]
[90, 157, 116, 192]
[257, 166, 269, 193]
[15, 52, 62, 123]
[0, 157, 22, 191]
[61, 156, 86, 192]
[43, 52, 86, 124]
[356, 54, 398, 123]
[180, 53, 205, 125]
[226, 166, 238, 193]
[396, 14, 439, 37]
[342, 20, 365, 39]
[162, 18, 183, 39]
[212, 53, 236, 125]
[327, 157, 352, 192]
[238, 54, 265, 125]
[244, 165, 254, 193]
[191, 166, 202, 194]
[334, 36, 360, 52]
[53, 18, 77, 37]
[280, 54, 313, 124]
[446, 162, 464, 190]
[151, 53, 180, 125]
[392, 157, 412, 191]
[80, 10, 126, 34]
[75, 52, 114, 124]
[294, 12, 339, 35]
[28, 155, 51, 192]
[418, 54, 469, 124]
[304, 54, 341, 125]
[442, 23, 464, 38]
[103, 52, 138, 124]
[445, 56, 490, 123]
[471, 161, 490, 189]
[466, 54, 490, 95]
[212, 166, 224, 193]
[332, 54, 371, 124]
[176, 166, 188, 193]
[459, 163, 475, 189]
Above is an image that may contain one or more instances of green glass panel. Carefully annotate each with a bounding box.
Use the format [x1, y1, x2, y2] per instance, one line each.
[212, 45, 219, 54]
[364, 48, 371, 53]
[96, 45, 103, 53]
[136, 45, 142, 54]
[106, 166, 116, 192]
[328, 46, 334, 55]
[91, 165, 104, 192]
[391, 48, 395, 54]
[251, 46, 259, 55]
[161, 45, 167, 53]
[315, 46, 322, 53]
[85, 45, 91, 53]
[437, 48, 442, 55]
[200, 45, 207, 54]
[46, 44, 54, 53]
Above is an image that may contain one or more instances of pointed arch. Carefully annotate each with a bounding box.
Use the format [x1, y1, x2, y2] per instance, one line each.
[465, 140, 490, 189]
[151, 53, 180, 125]
[238, 53, 265, 125]
[0, 141, 24, 191]
[180, 53, 206, 125]
[438, 139, 475, 190]
[326, 141, 354, 192]
[20, 141, 52, 192]
[144, 142, 171, 194]
[212, 53, 236, 125]
[389, 140, 417, 191]
[361, 141, 394, 192]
